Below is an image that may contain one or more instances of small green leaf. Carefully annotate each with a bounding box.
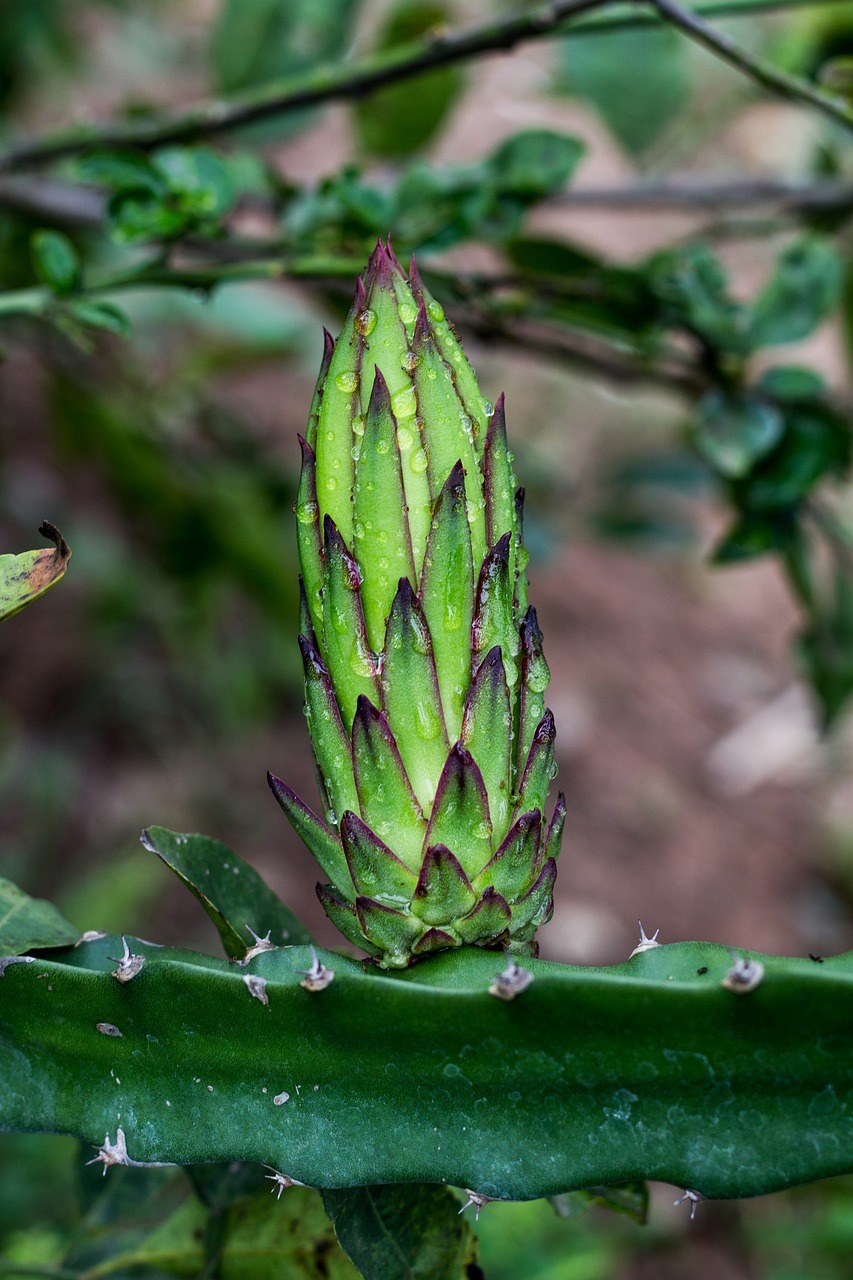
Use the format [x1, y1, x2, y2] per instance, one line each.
[749, 238, 842, 348]
[141, 826, 312, 957]
[67, 300, 129, 335]
[694, 391, 784, 478]
[355, 3, 465, 158]
[322, 1184, 479, 1280]
[556, 27, 689, 154]
[736, 404, 851, 510]
[758, 365, 825, 403]
[0, 522, 71, 622]
[487, 130, 585, 198]
[0, 877, 78, 957]
[31, 229, 80, 294]
[650, 245, 749, 354]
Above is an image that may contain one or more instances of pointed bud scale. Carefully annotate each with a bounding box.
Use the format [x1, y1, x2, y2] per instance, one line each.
[472, 533, 518, 687]
[420, 461, 475, 740]
[295, 437, 324, 645]
[424, 744, 492, 881]
[461, 646, 512, 844]
[514, 710, 556, 824]
[381, 578, 449, 809]
[413, 844, 476, 926]
[518, 607, 550, 776]
[351, 696, 425, 870]
[268, 774, 353, 897]
[483, 395, 516, 548]
[297, 634, 359, 826]
[354, 371, 416, 651]
[276, 248, 563, 965]
[341, 811, 418, 904]
[321, 517, 378, 728]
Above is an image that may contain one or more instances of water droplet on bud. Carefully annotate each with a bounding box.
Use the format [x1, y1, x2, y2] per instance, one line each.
[356, 308, 376, 336]
[397, 425, 413, 451]
[391, 386, 417, 420]
[400, 351, 420, 373]
[411, 448, 428, 474]
[427, 300, 445, 323]
[335, 371, 358, 394]
[296, 501, 318, 525]
[326, 477, 338, 491]
[398, 302, 417, 326]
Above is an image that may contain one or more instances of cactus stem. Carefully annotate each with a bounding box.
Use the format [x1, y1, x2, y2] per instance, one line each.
[86, 1128, 176, 1175]
[264, 1167, 305, 1199]
[630, 922, 661, 957]
[243, 974, 269, 1006]
[488, 957, 533, 1001]
[109, 937, 145, 983]
[673, 1189, 704, 1219]
[234, 926, 277, 966]
[299, 945, 335, 992]
[722, 955, 764, 993]
[459, 1190, 493, 1220]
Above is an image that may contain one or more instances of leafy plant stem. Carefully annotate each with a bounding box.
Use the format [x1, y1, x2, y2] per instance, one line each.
[0, 0, 845, 173]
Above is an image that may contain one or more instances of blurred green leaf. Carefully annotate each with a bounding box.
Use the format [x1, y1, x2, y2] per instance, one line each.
[67, 300, 130, 335]
[749, 238, 842, 348]
[355, 3, 464, 158]
[650, 245, 749, 354]
[322, 1185, 479, 1280]
[556, 27, 689, 154]
[0, 877, 77, 956]
[211, 0, 361, 142]
[713, 510, 799, 563]
[488, 130, 585, 198]
[551, 1181, 649, 1225]
[31, 229, 80, 293]
[758, 365, 826, 403]
[799, 567, 853, 730]
[734, 404, 852, 511]
[694, 391, 784, 478]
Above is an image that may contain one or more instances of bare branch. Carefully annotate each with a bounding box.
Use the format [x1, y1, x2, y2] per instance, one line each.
[650, 0, 853, 130]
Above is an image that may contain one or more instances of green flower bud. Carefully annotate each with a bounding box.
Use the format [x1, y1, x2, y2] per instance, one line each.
[270, 242, 563, 967]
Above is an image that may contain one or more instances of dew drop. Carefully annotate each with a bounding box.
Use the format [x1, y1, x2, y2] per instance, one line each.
[474, 820, 491, 841]
[482, 399, 494, 417]
[397, 425, 413, 451]
[411, 448, 428, 474]
[376, 437, 390, 456]
[326, 477, 338, 491]
[353, 416, 365, 437]
[398, 302, 417, 326]
[400, 351, 420, 373]
[427, 300, 445, 323]
[356, 308, 376, 336]
[391, 386, 417, 420]
[414, 701, 441, 741]
[296, 501, 318, 525]
[335, 371, 358, 394]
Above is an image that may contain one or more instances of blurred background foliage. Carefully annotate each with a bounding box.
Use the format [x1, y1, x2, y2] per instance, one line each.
[0, 1, 852, 1277]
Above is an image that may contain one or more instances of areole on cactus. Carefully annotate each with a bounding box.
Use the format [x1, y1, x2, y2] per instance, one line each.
[269, 241, 564, 967]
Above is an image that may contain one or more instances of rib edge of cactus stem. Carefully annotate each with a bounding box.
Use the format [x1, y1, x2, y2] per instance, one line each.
[275, 241, 561, 966]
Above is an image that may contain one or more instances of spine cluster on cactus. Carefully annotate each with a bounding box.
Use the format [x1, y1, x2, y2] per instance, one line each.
[269, 242, 564, 967]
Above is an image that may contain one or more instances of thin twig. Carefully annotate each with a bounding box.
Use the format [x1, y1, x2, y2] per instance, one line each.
[0, 0, 847, 172]
[650, 0, 853, 130]
[551, 178, 853, 213]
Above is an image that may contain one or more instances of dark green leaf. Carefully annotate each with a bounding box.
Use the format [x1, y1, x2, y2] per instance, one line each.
[749, 238, 842, 348]
[650, 245, 749, 354]
[355, 3, 465, 158]
[0, 522, 71, 621]
[798, 568, 853, 730]
[141, 826, 312, 957]
[322, 1185, 479, 1280]
[694, 391, 784, 478]
[713, 511, 798, 563]
[31, 229, 80, 293]
[488, 130, 585, 198]
[735, 404, 851, 510]
[75, 151, 167, 195]
[154, 147, 236, 219]
[556, 27, 689, 154]
[0, 877, 78, 957]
